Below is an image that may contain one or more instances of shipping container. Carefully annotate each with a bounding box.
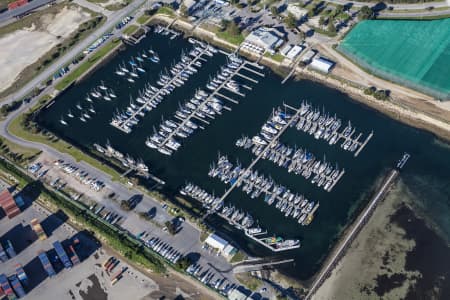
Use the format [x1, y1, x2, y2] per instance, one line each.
[4, 240, 16, 258]
[38, 251, 56, 277]
[0, 274, 15, 300]
[52, 241, 72, 269]
[7, 0, 28, 10]
[0, 189, 20, 219]
[15, 265, 28, 284]
[8, 275, 26, 298]
[30, 218, 47, 240]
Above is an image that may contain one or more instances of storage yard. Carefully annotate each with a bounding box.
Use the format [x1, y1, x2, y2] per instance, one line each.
[0, 183, 212, 299]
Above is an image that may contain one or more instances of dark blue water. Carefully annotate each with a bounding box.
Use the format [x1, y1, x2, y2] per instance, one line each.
[37, 33, 450, 280]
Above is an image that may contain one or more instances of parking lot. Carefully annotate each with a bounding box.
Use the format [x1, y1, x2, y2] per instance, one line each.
[26, 153, 239, 289]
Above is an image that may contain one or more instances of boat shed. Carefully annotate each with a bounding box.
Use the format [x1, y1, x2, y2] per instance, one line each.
[310, 56, 335, 73]
[205, 233, 229, 251]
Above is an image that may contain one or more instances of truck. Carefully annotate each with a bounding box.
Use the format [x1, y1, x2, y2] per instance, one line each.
[30, 218, 47, 240]
[4, 240, 16, 258]
[8, 275, 26, 298]
[52, 241, 72, 269]
[15, 265, 28, 285]
[38, 251, 56, 277]
[68, 245, 80, 266]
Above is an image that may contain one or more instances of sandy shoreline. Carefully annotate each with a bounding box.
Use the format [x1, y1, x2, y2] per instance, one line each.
[150, 14, 450, 143]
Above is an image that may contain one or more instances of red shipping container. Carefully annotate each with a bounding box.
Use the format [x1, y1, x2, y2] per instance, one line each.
[8, 0, 28, 10]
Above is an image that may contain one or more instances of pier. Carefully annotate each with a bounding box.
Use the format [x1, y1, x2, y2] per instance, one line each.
[218, 107, 303, 203]
[148, 56, 265, 155]
[111, 45, 212, 133]
[305, 157, 407, 299]
[283, 103, 373, 156]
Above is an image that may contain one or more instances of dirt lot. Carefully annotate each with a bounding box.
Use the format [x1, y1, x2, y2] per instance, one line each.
[0, 4, 93, 94]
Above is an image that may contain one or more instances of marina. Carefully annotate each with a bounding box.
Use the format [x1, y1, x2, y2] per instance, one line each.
[36, 29, 447, 281]
[180, 182, 301, 252]
[283, 103, 373, 157]
[146, 54, 265, 155]
[111, 39, 216, 133]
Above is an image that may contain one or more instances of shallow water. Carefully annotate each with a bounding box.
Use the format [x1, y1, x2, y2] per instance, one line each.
[38, 33, 450, 280]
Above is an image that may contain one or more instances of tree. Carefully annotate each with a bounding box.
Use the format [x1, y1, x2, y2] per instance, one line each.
[179, 4, 188, 17]
[285, 13, 297, 29]
[226, 20, 241, 36]
[175, 256, 192, 270]
[318, 16, 326, 26]
[334, 4, 344, 16]
[270, 6, 278, 16]
[359, 6, 374, 20]
[327, 18, 336, 33]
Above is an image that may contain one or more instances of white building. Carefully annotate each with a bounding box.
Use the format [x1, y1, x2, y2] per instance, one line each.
[205, 233, 229, 251]
[301, 49, 317, 63]
[279, 44, 293, 56]
[286, 45, 305, 60]
[310, 56, 335, 73]
[244, 27, 284, 53]
[286, 4, 308, 20]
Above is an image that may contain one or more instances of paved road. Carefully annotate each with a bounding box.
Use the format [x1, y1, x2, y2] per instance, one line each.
[0, 0, 147, 105]
[305, 169, 399, 300]
[323, 0, 449, 9]
[0, 0, 53, 23]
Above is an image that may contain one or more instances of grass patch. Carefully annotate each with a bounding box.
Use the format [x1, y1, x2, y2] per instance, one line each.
[216, 31, 245, 46]
[230, 250, 247, 263]
[55, 38, 122, 91]
[137, 14, 151, 25]
[156, 6, 175, 17]
[0, 3, 104, 99]
[0, 137, 41, 166]
[264, 52, 284, 63]
[8, 106, 123, 181]
[123, 24, 139, 35]
[311, 26, 338, 37]
[236, 273, 263, 291]
[104, 0, 132, 11]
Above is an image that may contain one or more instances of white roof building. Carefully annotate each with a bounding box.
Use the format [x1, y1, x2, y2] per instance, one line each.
[205, 233, 229, 251]
[310, 57, 335, 73]
[286, 4, 308, 20]
[280, 44, 293, 56]
[301, 49, 317, 62]
[286, 45, 304, 60]
[245, 27, 284, 52]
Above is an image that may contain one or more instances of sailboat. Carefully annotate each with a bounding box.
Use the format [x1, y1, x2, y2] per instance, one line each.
[60, 116, 67, 125]
[67, 110, 74, 118]
[83, 111, 91, 119]
[99, 81, 108, 91]
[76, 102, 82, 110]
[127, 77, 135, 83]
[89, 106, 96, 114]
[103, 93, 111, 101]
[86, 95, 93, 103]
[109, 89, 117, 98]
[79, 115, 86, 122]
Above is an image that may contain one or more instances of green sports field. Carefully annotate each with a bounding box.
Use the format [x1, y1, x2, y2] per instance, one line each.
[339, 19, 450, 100]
